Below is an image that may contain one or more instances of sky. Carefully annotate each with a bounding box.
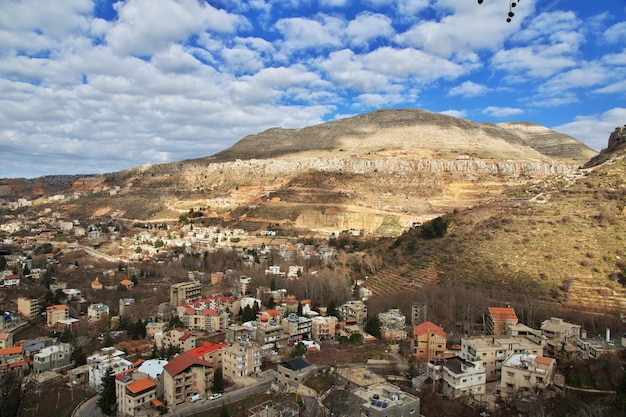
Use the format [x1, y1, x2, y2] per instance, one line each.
[1, 0, 625, 179]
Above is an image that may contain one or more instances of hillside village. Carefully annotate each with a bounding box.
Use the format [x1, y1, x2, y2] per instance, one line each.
[1, 189, 626, 417]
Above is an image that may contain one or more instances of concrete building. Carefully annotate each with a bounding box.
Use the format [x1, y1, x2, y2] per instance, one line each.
[413, 321, 447, 362]
[186, 342, 228, 370]
[0, 332, 13, 349]
[282, 314, 312, 344]
[540, 317, 581, 359]
[32, 343, 71, 373]
[87, 347, 133, 390]
[339, 300, 368, 325]
[500, 354, 556, 398]
[17, 297, 41, 320]
[336, 366, 386, 389]
[163, 354, 213, 409]
[222, 341, 262, 381]
[460, 336, 544, 382]
[169, 281, 202, 307]
[256, 319, 289, 347]
[161, 328, 196, 352]
[485, 307, 518, 336]
[311, 315, 338, 341]
[428, 357, 486, 399]
[226, 325, 254, 345]
[87, 303, 110, 323]
[115, 372, 160, 417]
[46, 304, 69, 328]
[353, 382, 420, 417]
[276, 356, 317, 390]
[119, 298, 136, 318]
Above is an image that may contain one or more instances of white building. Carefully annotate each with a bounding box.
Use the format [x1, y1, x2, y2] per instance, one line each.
[428, 357, 486, 399]
[87, 347, 133, 390]
[87, 303, 110, 323]
[500, 354, 556, 398]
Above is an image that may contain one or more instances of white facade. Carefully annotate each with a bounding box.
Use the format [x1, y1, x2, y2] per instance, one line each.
[87, 303, 110, 322]
[87, 347, 133, 390]
[428, 357, 486, 399]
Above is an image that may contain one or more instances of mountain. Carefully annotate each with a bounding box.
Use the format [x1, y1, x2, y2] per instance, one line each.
[364, 124, 626, 312]
[3, 108, 592, 236]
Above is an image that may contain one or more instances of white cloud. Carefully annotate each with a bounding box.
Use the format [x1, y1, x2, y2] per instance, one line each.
[439, 109, 468, 119]
[604, 21, 626, 44]
[346, 12, 394, 47]
[273, 15, 345, 53]
[106, 0, 245, 56]
[552, 108, 626, 151]
[448, 81, 488, 97]
[482, 106, 524, 117]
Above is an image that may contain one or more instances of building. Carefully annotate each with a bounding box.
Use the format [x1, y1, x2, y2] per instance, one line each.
[115, 373, 161, 417]
[540, 317, 581, 359]
[336, 366, 386, 389]
[87, 347, 133, 390]
[226, 325, 254, 345]
[276, 356, 317, 390]
[352, 382, 420, 417]
[339, 300, 368, 325]
[460, 335, 544, 382]
[91, 278, 103, 290]
[87, 303, 110, 323]
[379, 308, 406, 330]
[17, 297, 41, 320]
[427, 357, 486, 399]
[0, 332, 13, 349]
[163, 354, 213, 409]
[256, 318, 290, 347]
[282, 314, 312, 344]
[46, 304, 69, 328]
[311, 315, 338, 341]
[222, 342, 262, 381]
[178, 302, 229, 333]
[500, 354, 556, 398]
[186, 342, 228, 370]
[119, 298, 136, 318]
[0, 346, 27, 375]
[32, 342, 71, 373]
[413, 321, 447, 362]
[161, 328, 196, 352]
[169, 281, 202, 307]
[485, 307, 518, 336]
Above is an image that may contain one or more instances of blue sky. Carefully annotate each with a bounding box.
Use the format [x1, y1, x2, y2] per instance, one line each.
[1, 0, 625, 178]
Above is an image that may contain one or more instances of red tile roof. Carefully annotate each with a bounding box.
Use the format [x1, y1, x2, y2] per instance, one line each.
[534, 356, 555, 366]
[488, 307, 518, 320]
[185, 342, 228, 358]
[163, 354, 212, 377]
[413, 321, 446, 339]
[126, 378, 156, 394]
[0, 346, 23, 356]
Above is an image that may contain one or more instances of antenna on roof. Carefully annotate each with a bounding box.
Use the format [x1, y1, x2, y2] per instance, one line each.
[477, 0, 522, 22]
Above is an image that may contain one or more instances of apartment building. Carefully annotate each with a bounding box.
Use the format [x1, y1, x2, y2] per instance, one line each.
[87, 303, 110, 323]
[282, 314, 312, 344]
[485, 307, 518, 336]
[540, 317, 581, 359]
[115, 373, 160, 417]
[32, 342, 71, 373]
[413, 321, 447, 362]
[170, 281, 202, 307]
[163, 354, 213, 409]
[87, 347, 133, 390]
[222, 341, 262, 381]
[186, 341, 228, 370]
[311, 316, 338, 341]
[46, 304, 69, 328]
[161, 328, 196, 352]
[339, 300, 368, 325]
[428, 357, 486, 399]
[500, 354, 556, 397]
[352, 382, 420, 417]
[17, 297, 41, 320]
[460, 336, 544, 382]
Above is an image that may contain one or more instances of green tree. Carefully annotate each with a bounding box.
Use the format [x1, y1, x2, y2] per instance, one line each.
[406, 356, 419, 383]
[326, 300, 342, 321]
[71, 347, 87, 366]
[0, 255, 6, 270]
[241, 304, 254, 322]
[97, 369, 117, 416]
[421, 216, 449, 239]
[58, 326, 72, 343]
[349, 333, 363, 344]
[267, 296, 276, 309]
[291, 342, 307, 358]
[364, 316, 382, 339]
[212, 368, 224, 394]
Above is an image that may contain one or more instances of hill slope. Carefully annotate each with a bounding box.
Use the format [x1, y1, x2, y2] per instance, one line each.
[2, 108, 596, 237]
[365, 125, 626, 311]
